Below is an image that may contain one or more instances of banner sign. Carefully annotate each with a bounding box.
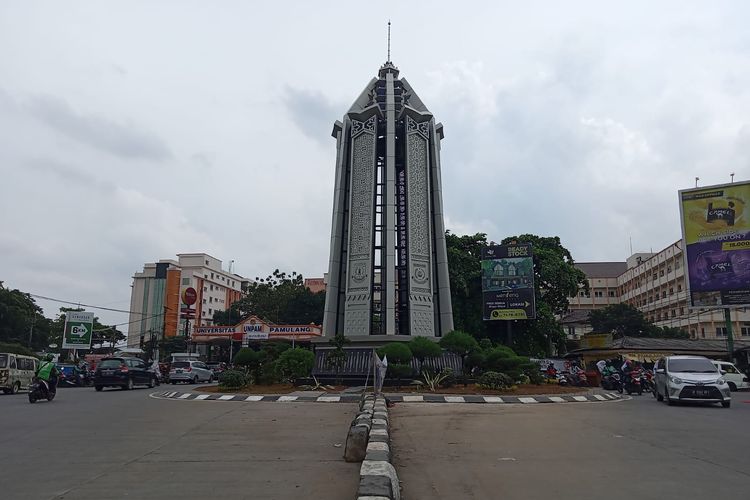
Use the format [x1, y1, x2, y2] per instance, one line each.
[481, 243, 536, 320]
[63, 311, 95, 350]
[196, 326, 236, 334]
[679, 181, 750, 307]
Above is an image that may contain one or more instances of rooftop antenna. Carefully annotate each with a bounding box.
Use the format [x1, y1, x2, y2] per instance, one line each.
[731, 172, 735, 183]
[695, 176, 699, 187]
[387, 20, 391, 62]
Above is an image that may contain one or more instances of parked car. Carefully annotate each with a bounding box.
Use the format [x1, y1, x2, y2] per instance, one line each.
[169, 361, 214, 384]
[711, 361, 750, 391]
[94, 357, 158, 391]
[654, 356, 732, 408]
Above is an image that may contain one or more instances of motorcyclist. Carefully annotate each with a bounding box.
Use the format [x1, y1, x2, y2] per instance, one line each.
[35, 354, 60, 395]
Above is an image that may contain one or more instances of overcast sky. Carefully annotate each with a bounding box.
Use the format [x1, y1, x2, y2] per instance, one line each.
[1, 1, 749, 330]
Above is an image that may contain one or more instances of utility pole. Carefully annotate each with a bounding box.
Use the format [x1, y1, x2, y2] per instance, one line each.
[28, 312, 36, 349]
[725, 309, 735, 362]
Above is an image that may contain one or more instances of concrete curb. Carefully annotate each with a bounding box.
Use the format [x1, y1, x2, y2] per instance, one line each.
[150, 391, 622, 405]
[386, 392, 623, 404]
[355, 395, 399, 500]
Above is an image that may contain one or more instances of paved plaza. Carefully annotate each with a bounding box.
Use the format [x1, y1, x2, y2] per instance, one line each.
[0, 385, 359, 500]
[391, 394, 750, 500]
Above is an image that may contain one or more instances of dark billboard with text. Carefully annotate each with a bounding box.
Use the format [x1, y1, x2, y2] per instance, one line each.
[481, 243, 536, 320]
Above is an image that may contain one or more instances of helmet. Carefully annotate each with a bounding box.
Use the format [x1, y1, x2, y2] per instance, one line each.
[45, 354, 54, 362]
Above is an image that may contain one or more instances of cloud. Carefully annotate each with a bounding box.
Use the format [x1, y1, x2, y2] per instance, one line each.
[25, 95, 171, 160]
[281, 86, 339, 145]
[25, 157, 114, 191]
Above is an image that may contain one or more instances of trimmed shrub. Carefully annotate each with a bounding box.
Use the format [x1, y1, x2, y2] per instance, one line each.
[376, 342, 413, 365]
[218, 370, 247, 389]
[478, 371, 514, 390]
[276, 348, 315, 383]
[257, 360, 280, 385]
[525, 367, 545, 385]
[408, 336, 442, 373]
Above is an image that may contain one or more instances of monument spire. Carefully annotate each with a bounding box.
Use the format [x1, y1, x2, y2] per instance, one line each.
[387, 20, 391, 63]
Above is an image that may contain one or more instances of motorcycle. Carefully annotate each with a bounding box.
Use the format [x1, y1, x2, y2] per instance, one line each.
[624, 370, 643, 395]
[602, 373, 623, 393]
[28, 377, 57, 403]
[569, 370, 589, 387]
[640, 370, 654, 394]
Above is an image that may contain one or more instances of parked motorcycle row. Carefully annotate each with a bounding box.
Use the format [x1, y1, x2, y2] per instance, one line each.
[601, 368, 654, 395]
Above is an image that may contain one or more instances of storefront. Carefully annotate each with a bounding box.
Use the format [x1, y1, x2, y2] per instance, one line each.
[190, 316, 322, 362]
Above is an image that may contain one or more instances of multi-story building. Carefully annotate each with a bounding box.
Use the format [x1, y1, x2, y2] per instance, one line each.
[127, 253, 248, 348]
[618, 240, 750, 340]
[568, 241, 750, 341]
[563, 262, 627, 339]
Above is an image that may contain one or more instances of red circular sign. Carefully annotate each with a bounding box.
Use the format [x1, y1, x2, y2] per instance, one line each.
[182, 287, 197, 306]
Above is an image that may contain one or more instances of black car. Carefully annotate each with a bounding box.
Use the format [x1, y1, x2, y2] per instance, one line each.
[94, 357, 157, 391]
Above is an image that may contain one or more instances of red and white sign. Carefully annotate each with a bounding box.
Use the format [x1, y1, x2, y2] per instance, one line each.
[182, 287, 198, 306]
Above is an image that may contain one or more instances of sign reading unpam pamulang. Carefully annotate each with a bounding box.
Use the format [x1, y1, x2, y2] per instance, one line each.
[679, 180, 750, 307]
[481, 243, 536, 320]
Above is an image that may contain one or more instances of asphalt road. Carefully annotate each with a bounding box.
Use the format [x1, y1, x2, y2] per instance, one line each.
[0, 384, 360, 500]
[392, 392, 750, 500]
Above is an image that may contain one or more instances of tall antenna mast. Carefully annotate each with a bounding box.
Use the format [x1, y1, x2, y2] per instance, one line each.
[387, 20, 391, 62]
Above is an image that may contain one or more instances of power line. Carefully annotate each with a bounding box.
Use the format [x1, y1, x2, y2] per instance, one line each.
[92, 311, 166, 331]
[29, 293, 145, 315]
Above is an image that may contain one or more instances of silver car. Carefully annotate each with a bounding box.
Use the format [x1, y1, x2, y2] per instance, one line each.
[654, 355, 731, 408]
[169, 361, 214, 384]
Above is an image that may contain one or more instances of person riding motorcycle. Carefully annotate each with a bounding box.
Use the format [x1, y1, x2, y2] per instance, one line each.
[35, 354, 60, 395]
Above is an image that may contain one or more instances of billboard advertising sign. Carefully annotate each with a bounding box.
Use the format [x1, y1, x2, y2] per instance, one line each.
[679, 181, 750, 307]
[481, 243, 536, 320]
[62, 311, 95, 350]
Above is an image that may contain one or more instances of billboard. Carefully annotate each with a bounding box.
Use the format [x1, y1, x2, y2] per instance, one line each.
[62, 311, 94, 350]
[481, 243, 536, 320]
[679, 180, 750, 307]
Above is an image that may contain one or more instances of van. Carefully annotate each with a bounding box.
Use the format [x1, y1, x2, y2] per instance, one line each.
[0, 353, 38, 394]
[711, 361, 750, 391]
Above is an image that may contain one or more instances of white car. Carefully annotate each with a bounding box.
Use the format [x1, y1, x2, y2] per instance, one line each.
[169, 361, 214, 384]
[654, 355, 732, 408]
[711, 361, 750, 391]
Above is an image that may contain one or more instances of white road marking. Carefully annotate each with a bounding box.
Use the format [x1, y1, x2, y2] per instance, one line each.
[549, 396, 566, 403]
[594, 395, 607, 401]
[573, 396, 588, 402]
[195, 394, 210, 400]
[218, 395, 235, 400]
[244, 395, 263, 401]
[402, 395, 424, 402]
[444, 396, 465, 403]
[178, 393, 191, 399]
[317, 396, 341, 402]
[483, 396, 504, 403]
[278, 396, 298, 402]
[519, 397, 538, 404]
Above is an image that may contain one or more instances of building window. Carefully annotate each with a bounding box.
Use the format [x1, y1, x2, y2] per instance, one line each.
[669, 287, 673, 295]
[675, 261, 680, 269]
[671, 310, 676, 318]
[209, 297, 213, 303]
[206, 260, 209, 265]
[182, 278, 191, 285]
[204, 287, 207, 292]
[210, 284, 213, 291]
[568, 326, 576, 336]
[741, 325, 750, 337]
[202, 299, 206, 304]
[211, 272, 214, 279]
[667, 266, 671, 273]
[608, 290, 616, 297]
[232, 280, 235, 287]
[679, 307, 684, 315]
[716, 327, 727, 337]
[678, 284, 682, 291]
[701, 328, 705, 338]
[659, 270, 664, 277]
[209, 308, 212, 314]
[662, 291, 666, 299]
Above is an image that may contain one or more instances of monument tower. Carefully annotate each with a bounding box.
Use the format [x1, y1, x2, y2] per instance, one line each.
[322, 38, 454, 339]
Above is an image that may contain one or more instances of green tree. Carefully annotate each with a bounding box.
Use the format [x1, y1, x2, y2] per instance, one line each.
[497, 234, 588, 356]
[377, 343, 414, 389]
[446, 232, 487, 337]
[326, 333, 350, 385]
[276, 347, 315, 384]
[589, 304, 689, 339]
[233, 347, 263, 379]
[222, 270, 325, 325]
[0, 282, 52, 351]
[439, 330, 479, 383]
[408, 336, 442, 374]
